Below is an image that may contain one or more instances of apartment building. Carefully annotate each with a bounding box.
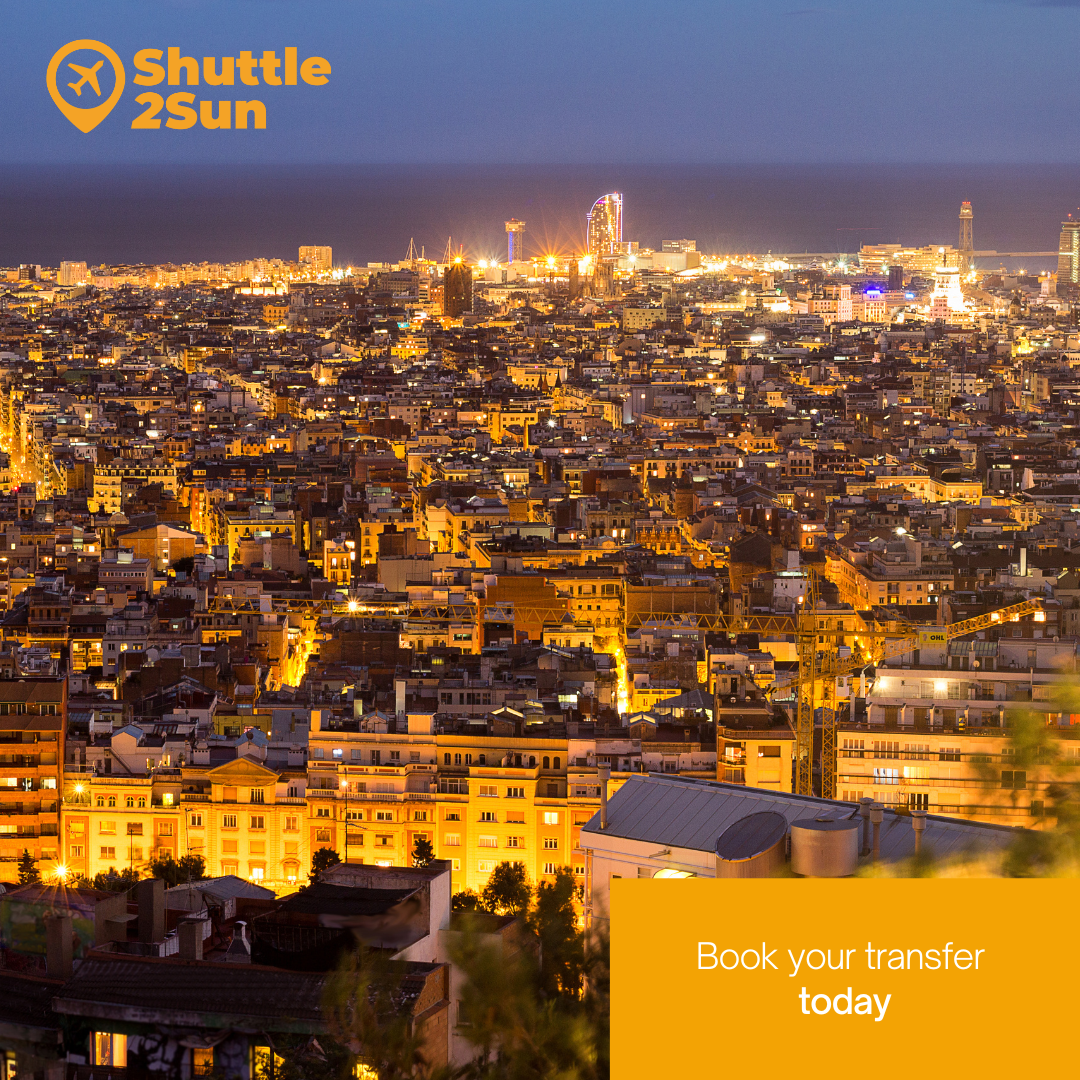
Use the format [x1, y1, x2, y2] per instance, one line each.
[0, 678, 65, 874]
[62, 752, 308, 888]
[836, 636, 1079, 825]
[827, 535, 956, 609]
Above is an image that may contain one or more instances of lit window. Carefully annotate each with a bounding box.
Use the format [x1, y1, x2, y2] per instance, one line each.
[93, 1033, 127, 1068]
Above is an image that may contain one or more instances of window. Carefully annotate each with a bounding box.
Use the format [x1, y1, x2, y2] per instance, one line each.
[444, 833, 461, 847]
[376, 834, 393, 847]
[376, 811, 393, 822]
[939, 746, 960, 762]
[107, 795, 115, 808]
[1001, 770, 1027, 790]
[192, 1048, 214, 1077]
[480, 811, 496, 823]
[253, 1046, 284, 1080]
[553, 757, 560, 770]
[544, 837, 558, 849]
[316, 829, 331, 843]
[158, 822, 173, 836]
[479, 784, 497, 797]
[479, 836, 498, 848]
[873, 768, 899, 786]
[909, 793, 929, 811]
[543, 756, 550, 769]
[96, 795, 104, 807]
[222, 814, 237, 829]
[506, 786, 524, 799]
[93, 1033, 127, 1068]
[99, 821, 116, 835]
[506, 836, 522, 848]
[390, 751, 400, 761]
[223, 786, 237, 802]
[251, 788, 265, 804]
[543, 863, 556, 875]
[543, 812, 559, 825]
[127, 823, 143, 836]
[478, 860, 496, 873]
[444, 753, 451, 764]
[413, 810, 427, 821]
[316, 807, 331, 818]
[285, 816, 299, 831]
[445, 811, 461, 821]
[250, 815, 265, 830]
[100, 846, 116, 860]
[125, 796, 134, 809]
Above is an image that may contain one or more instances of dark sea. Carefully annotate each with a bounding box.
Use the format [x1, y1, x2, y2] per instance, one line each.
[2, 164, 1076, 270]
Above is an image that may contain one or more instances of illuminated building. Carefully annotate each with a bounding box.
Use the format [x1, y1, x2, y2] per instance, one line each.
[586, 192, 623, 259]
[58, 261, 87, 286]
[1058, 216, 1080, 285]
[959, 201, 973, 273]
[298, 245, 332, 276]
[860, 244, 959, 276]
[0, 678, 65, 876]
[928, 246, 966, 316]
[505, 219, 525, 263]
[442, 259, 472, 317]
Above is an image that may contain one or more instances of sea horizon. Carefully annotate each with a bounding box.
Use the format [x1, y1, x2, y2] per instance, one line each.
[3, 162, 1076, 272]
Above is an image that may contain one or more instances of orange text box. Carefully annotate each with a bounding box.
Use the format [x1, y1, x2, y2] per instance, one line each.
[611, 877, 1077, 1079]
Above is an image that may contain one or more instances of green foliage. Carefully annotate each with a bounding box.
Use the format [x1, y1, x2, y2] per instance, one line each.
[527, 867, 585, 999]
[85, 867, 140, 892]
[480, 861, 532, 916]
[310, 846, 342, 883]
[412, 835, 435, 867]
[450, 916, 609, 1080]
[17, 849, 39, 885]
[452, 889, 482, 912]
[147, 853, 206, 888]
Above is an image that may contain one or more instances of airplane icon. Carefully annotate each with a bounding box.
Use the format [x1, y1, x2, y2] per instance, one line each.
[67, 60, 104, 98]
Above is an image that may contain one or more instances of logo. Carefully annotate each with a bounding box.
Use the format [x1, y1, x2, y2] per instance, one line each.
[46, 42, 330, 133]
[47, 39, 126, 133]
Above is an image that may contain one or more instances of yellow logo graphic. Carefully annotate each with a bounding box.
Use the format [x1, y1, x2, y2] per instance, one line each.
[47, 40, 126, 132]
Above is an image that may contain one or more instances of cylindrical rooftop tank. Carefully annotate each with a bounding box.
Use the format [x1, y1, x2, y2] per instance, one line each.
[715, 811, 788, 879]
[790, 816, 859, 877]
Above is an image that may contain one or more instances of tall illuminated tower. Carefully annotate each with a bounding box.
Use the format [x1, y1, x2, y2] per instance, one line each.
[1059, 215, 1080, 286]
[958, 202, 973, 273]
[505, 219, 525, 264]
[587, 192, 623, 259]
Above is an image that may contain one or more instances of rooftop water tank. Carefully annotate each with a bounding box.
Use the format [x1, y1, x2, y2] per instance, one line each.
[790, 816, 859, 877]
[714, 811, 788, 879]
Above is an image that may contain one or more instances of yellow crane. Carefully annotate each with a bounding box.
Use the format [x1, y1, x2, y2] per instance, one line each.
[787, 582, 1046, 798]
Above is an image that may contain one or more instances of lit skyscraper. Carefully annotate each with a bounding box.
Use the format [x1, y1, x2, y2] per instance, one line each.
[587, 192, 623, 259]
[505, 219, 525, 263]
[1059, 216, 1080, 286]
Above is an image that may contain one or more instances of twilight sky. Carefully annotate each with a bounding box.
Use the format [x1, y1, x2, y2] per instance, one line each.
[3, 0, 1080, 164]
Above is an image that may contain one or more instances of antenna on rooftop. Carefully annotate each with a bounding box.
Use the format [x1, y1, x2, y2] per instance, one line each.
[443, 236, 453, 267]
[405, 237, 419, 270]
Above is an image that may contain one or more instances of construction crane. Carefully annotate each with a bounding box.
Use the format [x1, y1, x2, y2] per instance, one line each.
[786, 583, 1046, 799]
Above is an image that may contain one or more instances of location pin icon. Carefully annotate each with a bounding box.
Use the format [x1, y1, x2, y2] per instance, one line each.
[47, 39, 126, 133]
